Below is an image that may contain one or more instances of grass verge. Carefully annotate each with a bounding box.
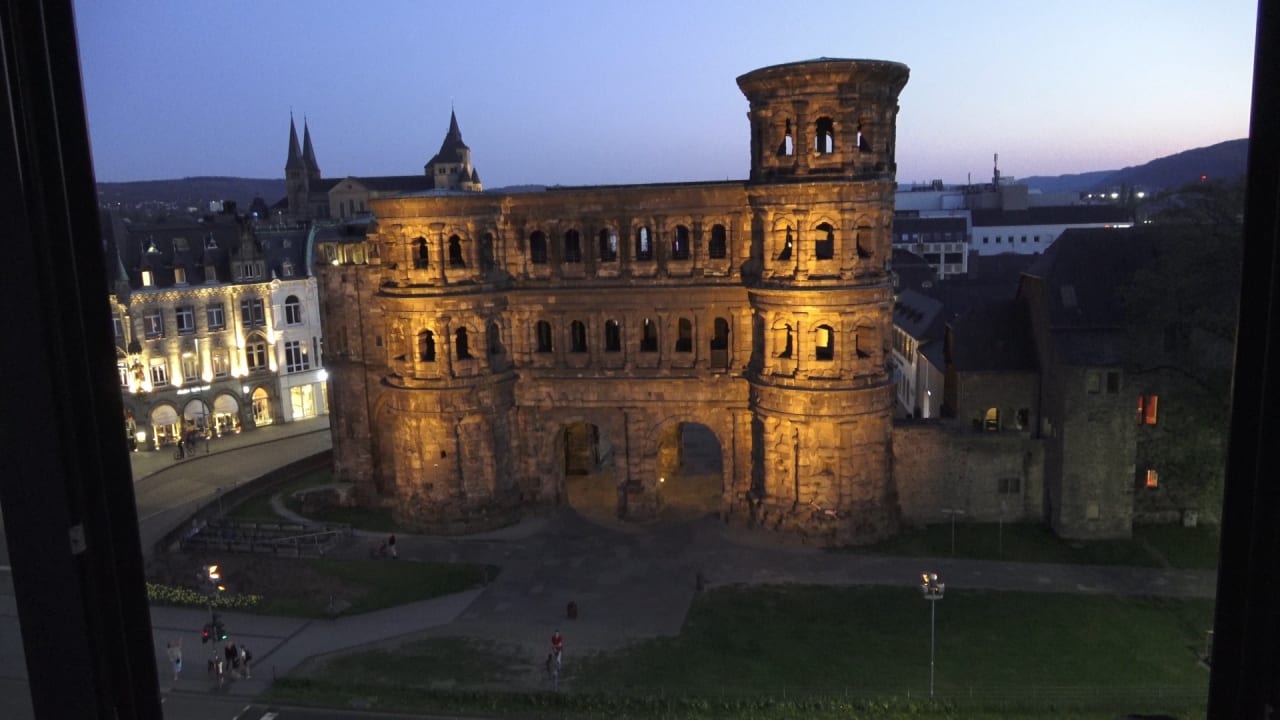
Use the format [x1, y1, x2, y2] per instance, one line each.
[842, 522, 1219, 568]
[148, 553, 496, 618]
[226, 467, 335, 522]
[268, 584, 1212, 718]
[253, 558, 498, 617]
[1134, 523, 1221, 569]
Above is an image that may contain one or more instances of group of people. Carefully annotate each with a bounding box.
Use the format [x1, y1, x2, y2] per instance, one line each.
[209, 640, 252, 686]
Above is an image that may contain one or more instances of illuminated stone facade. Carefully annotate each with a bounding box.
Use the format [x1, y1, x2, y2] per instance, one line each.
[319, 59, 910, 544]
[106, 212, 329, 452]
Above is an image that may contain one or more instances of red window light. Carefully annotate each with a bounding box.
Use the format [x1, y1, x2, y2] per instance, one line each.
[1145, 469, 1159, 489]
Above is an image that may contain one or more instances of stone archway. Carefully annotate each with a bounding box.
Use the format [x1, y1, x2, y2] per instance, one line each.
[561, 421, 622, 521]
[655, 421, 724, 521]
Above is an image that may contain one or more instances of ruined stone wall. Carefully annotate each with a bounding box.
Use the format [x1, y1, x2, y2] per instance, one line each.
[317, 59, 912, 545]
[892, 422, 1044, 525]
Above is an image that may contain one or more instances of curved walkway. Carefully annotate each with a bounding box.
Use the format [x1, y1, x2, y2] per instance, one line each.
[140, 427, 1218, 700]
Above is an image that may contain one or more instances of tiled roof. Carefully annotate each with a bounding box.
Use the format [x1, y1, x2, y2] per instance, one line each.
[947, 300, 1038, 372]
[340, 175, 437, 193]
[892, 215, 967, 235]
[426, 110, 470, 167]
[894, 289, 946, 341]
[285, 118, 304, 171]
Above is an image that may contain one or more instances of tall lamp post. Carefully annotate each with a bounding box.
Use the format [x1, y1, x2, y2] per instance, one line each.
[920, 572, 946, 699]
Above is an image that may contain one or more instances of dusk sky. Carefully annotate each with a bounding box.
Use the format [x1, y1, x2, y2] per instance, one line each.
[74, 1, 1258, 188]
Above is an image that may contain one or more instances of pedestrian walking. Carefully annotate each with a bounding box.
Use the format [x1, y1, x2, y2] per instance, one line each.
[223, 641, 238, 679]
[545, 651, 560, 691]
[550, 629, 564, 669]
[237, 644, 252, 679]
[165, 638, 182, 683]
[388, 533, 397, 559]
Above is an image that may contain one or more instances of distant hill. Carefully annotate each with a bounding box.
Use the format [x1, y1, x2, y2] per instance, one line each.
[96, 176, 284, 211]
[1021, 138, 1247, 194]
[1016, 170, 1116, 194]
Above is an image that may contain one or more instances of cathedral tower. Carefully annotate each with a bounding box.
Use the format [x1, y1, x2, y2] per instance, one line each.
[737, 59, 909, 543]
[284, 116, 307, 217]
[424, 111, 482, 191]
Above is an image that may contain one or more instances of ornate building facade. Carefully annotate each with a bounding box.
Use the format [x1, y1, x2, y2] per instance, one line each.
[319, 59, 910, 544]
[106, 209, 329, 453]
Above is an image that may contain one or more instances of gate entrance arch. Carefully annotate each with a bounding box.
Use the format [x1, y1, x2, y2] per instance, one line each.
[655, 421, 724, 522]
[561, 421, 622, 521]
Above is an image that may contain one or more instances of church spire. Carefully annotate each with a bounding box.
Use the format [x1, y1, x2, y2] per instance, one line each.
[302, 119, 320, 180]
[285, 115, 304, 172]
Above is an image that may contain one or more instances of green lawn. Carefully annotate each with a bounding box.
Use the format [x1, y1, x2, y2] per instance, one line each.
[226, 468, 334, 522]
[843, 522, 1220, 569]
[577, 586, 1211, 699]
[283, 498, 401, 532]
[270, 584, 1212, 718]
[253, 558, 497, 618]
[1135, 524, 1222, 569]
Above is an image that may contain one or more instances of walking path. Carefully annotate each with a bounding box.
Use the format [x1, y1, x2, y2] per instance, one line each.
[133, 427, 1218, 700]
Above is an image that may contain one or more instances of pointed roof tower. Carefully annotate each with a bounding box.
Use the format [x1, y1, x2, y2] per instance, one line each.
[427, 110, 471, 166]
[302, 119, 321, 179]
[285, 115, 304, 172]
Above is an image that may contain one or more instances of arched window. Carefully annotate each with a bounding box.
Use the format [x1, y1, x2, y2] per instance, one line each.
[856, 231, 873, 259]
[487, 322, 503, 355]
[413, 237, 429, 269]
[815, 324, 835, 361]
[778, 324, 793, 358]
[529, 231, 548, 264]
[710, 317, 730, 368]
[857, 123, 871, 152]
[778, 227, 793, 261]
[480, 232, 496, 271]
[604, 319, 621, 352]
[676, 318, 693, 352]
[570, 320, 587, 352]
[640, 317, 658, 352]
[535, 321, 553, 353]
[709, 224, 727, 259]
[564, 230, 582, 263]
[448, 235, 466, 267]
[815, 222, 835, 261]
[635, 226, 653, 261]
[284, 295, 302, 325]
[778, 118, 794, 157]
[455, 327, 471, 359]
[598, 229, 618, 262]
[815, 117, 835, 154]
[672, 225, 690, 260]
[984, 407, 1000, 431]
[418, 330, 435, 362]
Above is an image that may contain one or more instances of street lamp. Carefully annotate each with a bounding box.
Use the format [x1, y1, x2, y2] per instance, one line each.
[920, 572, 946, 699]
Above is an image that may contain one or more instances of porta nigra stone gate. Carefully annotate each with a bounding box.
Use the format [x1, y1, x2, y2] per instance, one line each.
[319, 59, 910, 545]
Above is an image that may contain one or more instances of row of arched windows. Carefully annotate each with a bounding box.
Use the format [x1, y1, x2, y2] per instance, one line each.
[776, 116, 872, 158]
[528, 316, 730, 360]
[773, 221, 873, 263]
[770, 322, 869, 363]
[412, 235, 471, 270]
[416, 323, 504, 363]
[527, 224, 727, 266]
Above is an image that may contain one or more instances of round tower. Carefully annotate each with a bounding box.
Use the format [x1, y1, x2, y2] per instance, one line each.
[737, 58, 909, 544]
[372, 203, 521, 533]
